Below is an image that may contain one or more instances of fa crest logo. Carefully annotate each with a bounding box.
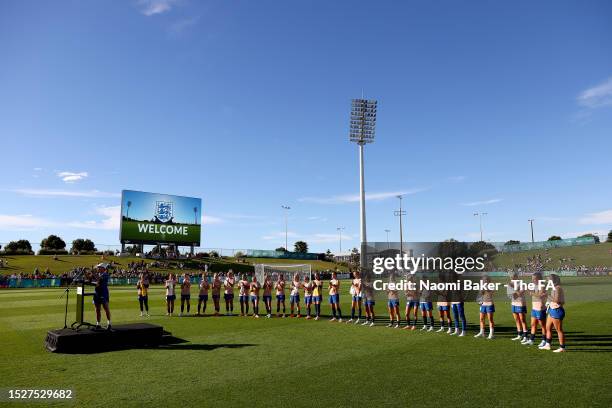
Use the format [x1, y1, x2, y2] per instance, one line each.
[155, 201, 174, 223]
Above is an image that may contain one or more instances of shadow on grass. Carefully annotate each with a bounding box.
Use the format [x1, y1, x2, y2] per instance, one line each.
[157, 343, 256, 351]
[156, 334, 255, 351]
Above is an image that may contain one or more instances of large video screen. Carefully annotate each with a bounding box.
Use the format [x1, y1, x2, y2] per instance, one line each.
[120, 190, 202, 246]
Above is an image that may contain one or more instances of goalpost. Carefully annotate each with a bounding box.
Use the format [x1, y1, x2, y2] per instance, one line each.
[254, 264, 312, 283]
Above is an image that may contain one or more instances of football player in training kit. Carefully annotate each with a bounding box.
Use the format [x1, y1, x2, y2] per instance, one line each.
[328, 272, 342, 322]
[522, 272, 547, 346]
[224, 270, 236, 316]
[276, 274, 287, 317]
[249, 275, 261, 318]
[180, 273, 191, 316]
[303, 275, 314, 319]
[238, 274, 250, 317]
[263, 273, 273, 318]
[211, 273, 222, 316]
[290, 273, 302, 318]
[198, 273, 210, 315]
[347, 271, 363, 324]
[509, 272, 528, 341]
[312, 273, 323, 320]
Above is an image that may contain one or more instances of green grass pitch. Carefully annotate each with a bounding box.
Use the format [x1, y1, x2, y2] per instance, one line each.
[1, 278, 611, 407]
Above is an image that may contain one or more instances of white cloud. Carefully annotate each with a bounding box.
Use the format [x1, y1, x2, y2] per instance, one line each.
[0, 206, 120, 231]
[448, 176, 466, 182]
[307, 216, 328, 222]
[577, 77, 612, 109]
[0, 214, 58, 230]
[138, 0, 177, 16]
[56, 171, 88, 183]
[68, 206, 121, 230]
[579, 209, 612, 225]
[535, 216, 563, 222]
[12, 189, 120, 198]
[299, 188, 426, 204]
[309, 233, 354, 244]
[202, 215, 224, 225]
[261, 231, 299, 240]
[33, 167, 43, 171]
[461, 198, 502, 207]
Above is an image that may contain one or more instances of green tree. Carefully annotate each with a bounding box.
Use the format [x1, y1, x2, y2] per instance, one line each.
[124, 245, 139, 255]
[4, 240, 33, 254]
[350, 247, 360, 266]
[548, 235, 562, 241]
[71, 238, 96, 253]
[578, 233, 600, 243]
[607, 230, 612, 243]
[438, 239, 469, 259]
[468, 241, 497, 258]
[41, 234, 66, 250]
[275, 247, 287, 252]
[294, 241, 308, 253]
[504, 240, 520, 246]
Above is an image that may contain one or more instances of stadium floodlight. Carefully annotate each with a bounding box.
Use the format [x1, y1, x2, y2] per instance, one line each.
[281, 205, 291, 251]
[394, 195, 406, 255]
[473, 212, 488, 241]
[349, 98, 377, 270]
[528, 219, 535, 243]
[337, 227, 345, 254]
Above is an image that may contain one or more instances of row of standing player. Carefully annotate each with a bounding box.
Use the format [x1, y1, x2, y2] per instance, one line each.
[380, 272, 566, 352]
[136, 270, 347, 320]
[135, 270, 566, 352]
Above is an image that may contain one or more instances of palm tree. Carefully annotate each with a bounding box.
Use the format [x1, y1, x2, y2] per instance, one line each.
[126, 201, 132, 219]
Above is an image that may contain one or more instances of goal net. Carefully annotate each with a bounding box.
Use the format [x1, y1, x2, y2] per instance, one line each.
[254, 264, 312, 283]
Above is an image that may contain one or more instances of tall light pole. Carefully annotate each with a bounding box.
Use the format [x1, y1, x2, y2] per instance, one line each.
[281, 205, 290, 251]
[394, 195, 406, 255]
[384, 229, 391, 249]
[528, 219, 535, 243]
[349, 98, 377, 271]
[337, 227, 345, 254]
[473, 212, 488, 241]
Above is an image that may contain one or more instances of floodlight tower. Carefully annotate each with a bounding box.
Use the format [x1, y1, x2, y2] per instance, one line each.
[394, 195, 406, 255]
[473, 212, 488, 241]
[281, 205, 291, 251]
[349, 98, 377, 271]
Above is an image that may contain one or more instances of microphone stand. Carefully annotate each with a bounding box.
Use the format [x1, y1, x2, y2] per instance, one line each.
[58, 288, 70, 329]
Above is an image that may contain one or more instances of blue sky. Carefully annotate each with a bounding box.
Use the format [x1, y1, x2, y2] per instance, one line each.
[0, 0, 611, 252]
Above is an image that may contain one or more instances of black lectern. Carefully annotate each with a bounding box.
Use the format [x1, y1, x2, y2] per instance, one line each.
[72, 280, 95, 330]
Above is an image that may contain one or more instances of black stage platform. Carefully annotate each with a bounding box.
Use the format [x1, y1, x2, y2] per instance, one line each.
[45, 323, 164, 353]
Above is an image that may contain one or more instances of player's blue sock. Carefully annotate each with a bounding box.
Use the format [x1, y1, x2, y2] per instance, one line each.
[351, 307, 355, 319]
[337, 307, 342, 319]
[358, 306, 362, 319]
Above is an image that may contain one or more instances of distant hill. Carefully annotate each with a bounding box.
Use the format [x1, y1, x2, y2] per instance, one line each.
[0, 254, 347, 276]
